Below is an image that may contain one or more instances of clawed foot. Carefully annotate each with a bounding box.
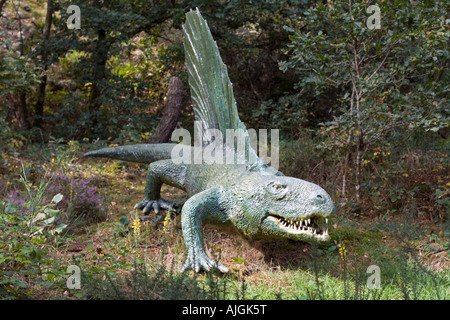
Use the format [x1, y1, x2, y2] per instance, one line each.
[134, 198, 180, 215]
[182, 251, 229, 273]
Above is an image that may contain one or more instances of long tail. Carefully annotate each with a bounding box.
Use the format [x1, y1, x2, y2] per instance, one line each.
[83, 143, 179, 164]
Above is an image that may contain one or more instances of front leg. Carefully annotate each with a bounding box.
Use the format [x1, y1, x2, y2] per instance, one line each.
[135, 160, 186, 215]
[181, 188, 229, 273]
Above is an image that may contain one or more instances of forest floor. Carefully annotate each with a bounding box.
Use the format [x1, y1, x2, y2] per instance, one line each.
[2, 141, 447, 300]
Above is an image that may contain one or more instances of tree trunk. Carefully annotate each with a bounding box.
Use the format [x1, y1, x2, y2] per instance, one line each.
[11, 0, 30, 129]
[352, 39, 363, 208]
[19, 91, 30, 128]
[341, 87, 355, 202]
[34, 0, 53, 128]
[87, 28, 108, 113]
[148, 77, 184, 143]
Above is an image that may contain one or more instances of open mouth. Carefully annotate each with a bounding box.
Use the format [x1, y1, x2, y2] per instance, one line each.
[268, 215, 329, 240]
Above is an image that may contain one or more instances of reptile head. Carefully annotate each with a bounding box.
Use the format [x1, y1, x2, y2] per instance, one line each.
[230, 173, 335, 242]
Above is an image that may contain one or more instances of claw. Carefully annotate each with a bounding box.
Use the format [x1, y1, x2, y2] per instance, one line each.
[152, 202, 160, 214]
[135, 198, 180, 215]
[181, 253, 229, 273]
[142, 202, 151, 214]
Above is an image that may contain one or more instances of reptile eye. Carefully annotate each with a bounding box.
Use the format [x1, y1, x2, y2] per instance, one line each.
[269, 183, 286, 194]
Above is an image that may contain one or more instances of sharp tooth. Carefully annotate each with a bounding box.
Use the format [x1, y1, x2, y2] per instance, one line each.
[326, 218, 328, 224]
[307, 219, 310, 225]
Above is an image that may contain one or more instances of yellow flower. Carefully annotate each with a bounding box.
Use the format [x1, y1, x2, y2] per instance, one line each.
[163, 213, 171, 232]
[339, 244, 347, 261]
[131, 216, 141, 236]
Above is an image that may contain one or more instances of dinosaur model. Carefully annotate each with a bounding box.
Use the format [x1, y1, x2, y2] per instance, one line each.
[84, 9, 335, 272]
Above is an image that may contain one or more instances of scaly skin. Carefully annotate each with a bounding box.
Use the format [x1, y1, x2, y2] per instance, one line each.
[84, 9, 336, 272]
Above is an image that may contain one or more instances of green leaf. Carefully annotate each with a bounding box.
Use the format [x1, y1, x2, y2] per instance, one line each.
[32, 212, 47, 223]
[44, 208, 60, 216]
[52, 193, 64, 204]
[52, 224, 68, 234]
[43, 217, 55, 225]
[119, 216, 130, 226]
[232, 257, 247, 264]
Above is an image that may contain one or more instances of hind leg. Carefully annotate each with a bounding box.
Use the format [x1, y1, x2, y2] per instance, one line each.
[134, 160, 186, 215]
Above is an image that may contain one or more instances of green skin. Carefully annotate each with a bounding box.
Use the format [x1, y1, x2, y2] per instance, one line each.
[84, 144, 335, 272]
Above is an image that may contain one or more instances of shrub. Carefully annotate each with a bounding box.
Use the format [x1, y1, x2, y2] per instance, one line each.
[4, 170, 106, 233]
[46, 172, 107, 231]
